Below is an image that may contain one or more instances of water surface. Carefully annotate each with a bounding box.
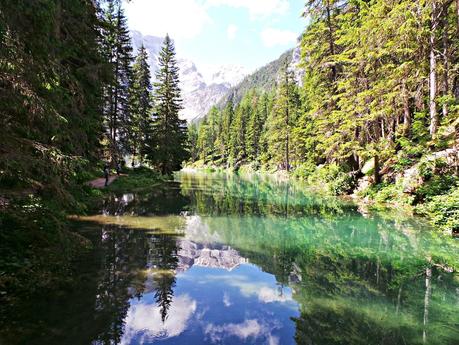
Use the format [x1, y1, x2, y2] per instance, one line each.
[1, 172, 458, 345]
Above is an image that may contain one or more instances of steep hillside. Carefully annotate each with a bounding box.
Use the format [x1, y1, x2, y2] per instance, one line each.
[216, 49, 294, 108]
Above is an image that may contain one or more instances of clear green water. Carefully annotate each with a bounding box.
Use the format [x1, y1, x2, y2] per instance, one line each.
[1, 172, 458, 345]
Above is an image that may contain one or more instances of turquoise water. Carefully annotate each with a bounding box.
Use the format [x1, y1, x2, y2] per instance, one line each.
[1, 172, 458, 344]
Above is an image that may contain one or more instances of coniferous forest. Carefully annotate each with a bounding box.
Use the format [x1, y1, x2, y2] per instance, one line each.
[0, 1, 459, 344]
[0, 0, 187, 292]
[191, 0, 459, 234]
[1, 0, 186, 199]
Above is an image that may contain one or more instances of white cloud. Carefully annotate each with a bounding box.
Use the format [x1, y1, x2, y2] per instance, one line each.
[260, 28, 297, 47]
[120, 294, 197, 344]
[207, 0, 289, 18]
[124, 0, 211, 40]
[227, 24, 238, 40]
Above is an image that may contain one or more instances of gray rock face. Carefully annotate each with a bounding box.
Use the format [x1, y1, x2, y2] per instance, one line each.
[130, 31, 248, 122]
[290, 42, 304, 86]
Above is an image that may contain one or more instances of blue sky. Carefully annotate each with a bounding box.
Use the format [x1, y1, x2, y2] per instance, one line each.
[124, 0, 306, 72]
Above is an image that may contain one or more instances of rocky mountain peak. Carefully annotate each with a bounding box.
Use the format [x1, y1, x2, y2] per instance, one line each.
[130, 31, 248, 122]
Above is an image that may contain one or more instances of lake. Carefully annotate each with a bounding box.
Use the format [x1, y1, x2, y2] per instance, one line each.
[1, 172, 458, 345]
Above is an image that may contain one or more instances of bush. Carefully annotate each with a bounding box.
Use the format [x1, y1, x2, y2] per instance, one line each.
[416, 187, 459, 233]
[416, 175, 458, 201]
[292, 161, 316, 180]
[418, 158, 448, 180]
[308, 163, 355, 196]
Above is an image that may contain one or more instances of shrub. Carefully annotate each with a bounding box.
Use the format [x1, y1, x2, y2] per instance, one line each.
[292, 161, 316, 180]
[416, 187, 459, 233]
[307, 163, 354, 196]
[416, 175, 458, 201]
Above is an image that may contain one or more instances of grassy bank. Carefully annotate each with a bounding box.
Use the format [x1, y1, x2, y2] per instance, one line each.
[103, 167, 165, 194]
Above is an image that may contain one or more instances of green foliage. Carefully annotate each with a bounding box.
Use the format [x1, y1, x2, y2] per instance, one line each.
[104, 167, 163, 193]
[130, 45, 153, 164]
[415, 172, 458, 201]
[416, 187, 459, 233]
[292, 161, 317, 180]
[265, 64, 300, 170]
[307, 164, 354, 196]
[192, 0, 459, 231]
[392, 138, 426, 172]
[103, 2, 133, 156]
[0, 0, 108, 202]
[0, 195, 91, 295]
[146, 35, 188, 174]
[418, 158, 448, 180]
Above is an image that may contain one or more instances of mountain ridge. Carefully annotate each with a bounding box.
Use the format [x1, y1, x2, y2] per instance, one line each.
[131, 30, 248, 122]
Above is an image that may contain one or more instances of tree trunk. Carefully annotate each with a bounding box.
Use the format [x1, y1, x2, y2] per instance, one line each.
[285, 65, 290, 172]
[396, 284, 403, 314]
[402, 80, 411, 137]
[429, 2, 439, 137]
[457, 0, 459, 30]
[442, 9, 449, 118]
[374, 155, 380, 184]
[326, 0, 337, 82]
[112, 7, 123, 152]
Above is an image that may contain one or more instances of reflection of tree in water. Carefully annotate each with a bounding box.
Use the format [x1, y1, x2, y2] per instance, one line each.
[92, 224, 150, 344]
[102, 182, 190, 216]
[178, 172, 459, 345]
[149, 234, 180, 322]
[179, 171, 355, 218]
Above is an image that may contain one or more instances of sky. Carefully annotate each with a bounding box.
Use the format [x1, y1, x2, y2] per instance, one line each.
[124, 0, 306, 72]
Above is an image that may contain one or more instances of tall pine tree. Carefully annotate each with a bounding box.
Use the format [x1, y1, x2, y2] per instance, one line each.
[103, 2, 133, 160]
[130, 44, 153, 165]
[147, 35, 188, 174]
[266, 64, 299, 171]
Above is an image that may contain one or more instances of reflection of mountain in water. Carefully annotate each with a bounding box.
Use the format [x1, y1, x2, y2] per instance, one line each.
[177, 240, 248, 272]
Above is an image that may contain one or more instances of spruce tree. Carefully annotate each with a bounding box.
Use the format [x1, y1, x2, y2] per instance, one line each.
[229, 104, 247, 167]
[0, 0, 108, 199]
[103, 3, 133, 159]
[266, 64, 299, 170]
[147, 35, 188, 174]
[220, 98, 235, 162]
[130, 45, 153, 165]
[246, 91, 263, 163]
[198, 106, 219, 162]
[187, 123, 199, 162]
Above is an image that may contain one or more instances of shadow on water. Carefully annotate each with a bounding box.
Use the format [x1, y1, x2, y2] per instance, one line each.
[1, 172, 458, 345]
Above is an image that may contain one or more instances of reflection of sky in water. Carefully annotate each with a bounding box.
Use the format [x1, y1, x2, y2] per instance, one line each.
[121, 264, 299, 345]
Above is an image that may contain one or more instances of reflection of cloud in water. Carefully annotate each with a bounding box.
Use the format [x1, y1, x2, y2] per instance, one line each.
[121, 294, 196, 344]
[258, 286, 292, 303]
[268, 334, 280, 345]
[204, 319, 265, 343]
[223, 292, 232, 307]
[200, 274, 294, 305]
